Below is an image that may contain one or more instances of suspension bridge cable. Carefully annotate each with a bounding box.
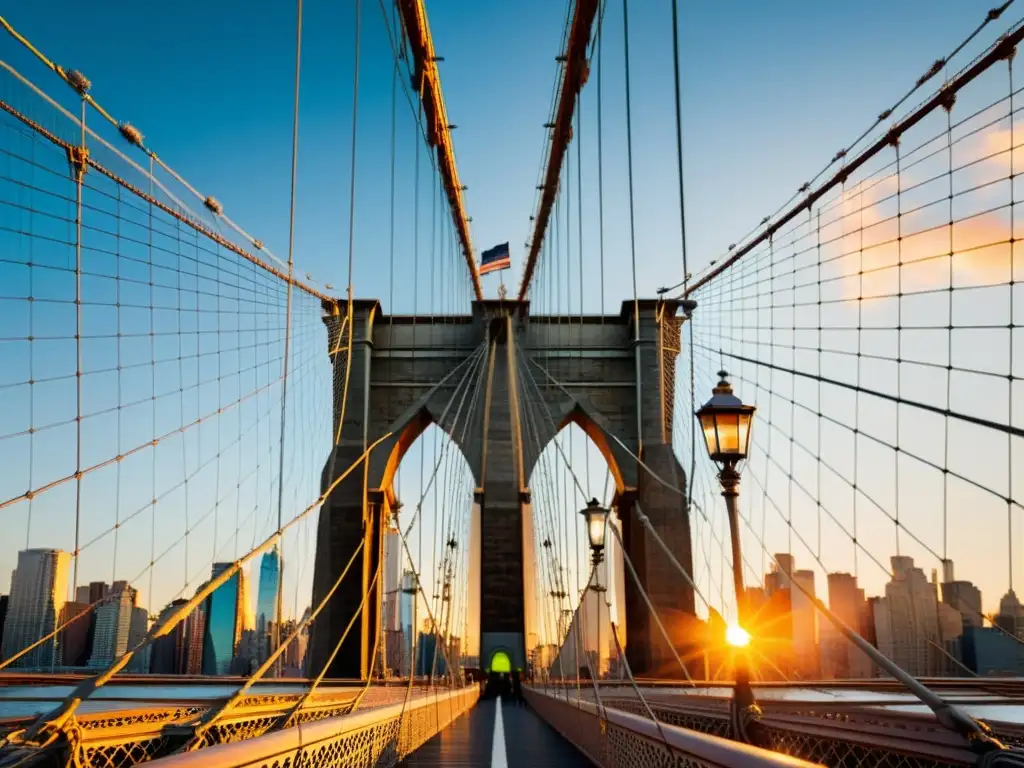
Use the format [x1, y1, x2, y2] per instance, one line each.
[596, 0, 606, 316]
[604, 607, 673, 750]
[735, 512, 1011, 752]
[621, 0, 644, 459]
[605, 523, 695, 685]
[279, 563, 382, 730]
[339, 0, 362, 446]
[515, 351, 698, 687]
[0, 18, 309, 273]
[515, 366, 574, 675]
[181, 538, 365, 749]
[670, 0, 690, 289]
[4, 431, 394, 748]
[272, 0, 304, 677]
[674, 7, 1024, 298]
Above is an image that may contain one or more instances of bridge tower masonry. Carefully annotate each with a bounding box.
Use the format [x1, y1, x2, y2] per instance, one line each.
[310, 297, 700, 680]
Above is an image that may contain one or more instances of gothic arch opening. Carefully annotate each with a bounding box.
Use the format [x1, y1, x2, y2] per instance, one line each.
[524, 418, 626, 682]
[379, 418, 476, 679]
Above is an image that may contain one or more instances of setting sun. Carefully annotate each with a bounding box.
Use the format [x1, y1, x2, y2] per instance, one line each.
[726, 625, 751, 648]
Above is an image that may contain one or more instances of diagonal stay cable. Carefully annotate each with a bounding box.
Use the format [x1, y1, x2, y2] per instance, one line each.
[515, 348, 588, 498]
[3, 431, 393, 749]
[515, 350, 696, 687]
[734, 510, 1013, 752]
[402, 343, 486, 539]
[516, 359, 590, 689]
[605, 522, 695, 686]
[5, 342, 481, 746]
[181, 538, 366, 749]
[278, 562, 382, 731]
[524, 353, 692, 502]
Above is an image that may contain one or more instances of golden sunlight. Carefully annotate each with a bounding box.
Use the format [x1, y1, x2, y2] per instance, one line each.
[725, 624, 751, 648]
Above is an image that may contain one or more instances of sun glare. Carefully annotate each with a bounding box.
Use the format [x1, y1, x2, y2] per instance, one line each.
[725, 625, 751, 648]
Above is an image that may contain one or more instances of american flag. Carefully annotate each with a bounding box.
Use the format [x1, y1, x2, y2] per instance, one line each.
[479, 242, 511, 275]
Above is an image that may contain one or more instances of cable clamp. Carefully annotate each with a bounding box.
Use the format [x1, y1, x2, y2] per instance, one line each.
[66, 145, 89, 182]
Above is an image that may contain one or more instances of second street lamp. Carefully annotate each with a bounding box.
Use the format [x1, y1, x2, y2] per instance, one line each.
[579, 498, 610, 565]
[579, 498, 610, 681]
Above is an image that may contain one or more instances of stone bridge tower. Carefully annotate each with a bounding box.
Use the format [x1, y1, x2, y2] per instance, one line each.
[309, 298, 699, 680]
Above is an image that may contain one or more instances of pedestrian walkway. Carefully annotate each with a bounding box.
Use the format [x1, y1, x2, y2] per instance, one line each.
[400, 695, 592, 767]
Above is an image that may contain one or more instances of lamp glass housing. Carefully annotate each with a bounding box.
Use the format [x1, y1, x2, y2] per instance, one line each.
[579, 499, 610, 553]
[696, 371, 756, 465]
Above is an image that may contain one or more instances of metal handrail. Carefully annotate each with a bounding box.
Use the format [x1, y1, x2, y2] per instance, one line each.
[525, 687, 822, 767]
[146, 684, 479, 766]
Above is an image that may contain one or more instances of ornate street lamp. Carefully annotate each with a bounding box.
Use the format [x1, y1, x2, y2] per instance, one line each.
[696, 370, 756, 617]
[697, 370, 759, 740]
[579, 498, 610, 565]
[696, 370, 756, 467]
[578, 498, 611, 682]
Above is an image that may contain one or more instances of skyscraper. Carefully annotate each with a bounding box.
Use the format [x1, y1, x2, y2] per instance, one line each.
[416, 622, 448, 678]
[996, 590, 1024, 639]
[59, 601, 92, 667]
[87, 582, 109, 604]
[151, 599, 205, 675]
[791, 569, 819, 678]
[255, 547, 280, 665]
[380, 528, 403, 676]
[127, 606, 151, 673]
[0, 595, 8, 656]
[89, 589, 134, 667]
[823, 572, 872, 679]
[873, 556, 942, 676]
[1, 549, 70, 669]
[765, 554, 795, 595]
[382, 528, 402, 633]
[202, 563, 244, 675]
[939, 560, 982, 630]
[399, 570, 416, 676]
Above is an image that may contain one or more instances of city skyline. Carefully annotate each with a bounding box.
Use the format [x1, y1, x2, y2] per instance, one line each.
[3, 535, 1020, 680]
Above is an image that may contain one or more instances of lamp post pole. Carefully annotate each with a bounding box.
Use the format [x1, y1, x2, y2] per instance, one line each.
[591, 540, 607, 682]
[720, 462, 746, 626]
[718, 460, 757, 737]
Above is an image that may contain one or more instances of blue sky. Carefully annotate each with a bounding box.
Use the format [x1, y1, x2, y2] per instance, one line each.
[0, 0, 1019, 646]
[3, 0, 1002, 302]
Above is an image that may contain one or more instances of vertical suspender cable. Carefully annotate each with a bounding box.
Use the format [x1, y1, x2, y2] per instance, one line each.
[274, 0, 304, 678]
[670, 0, 689, 286]
[345, 0, 362, 302]
[576, 99, 590, 495]
[597, 1, 605, 319]
[325, 0, 362, 488]
[388, 4, 398, 444]
[670, 0, 698, 506]
[72, 94, 86, 600]
[622, 0, 643, 457]
[148, 154, 157, 622]
[1007, 54, 1016, 598]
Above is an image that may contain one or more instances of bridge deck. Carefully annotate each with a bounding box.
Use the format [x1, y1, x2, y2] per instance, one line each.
[401, 694, 591, 767]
